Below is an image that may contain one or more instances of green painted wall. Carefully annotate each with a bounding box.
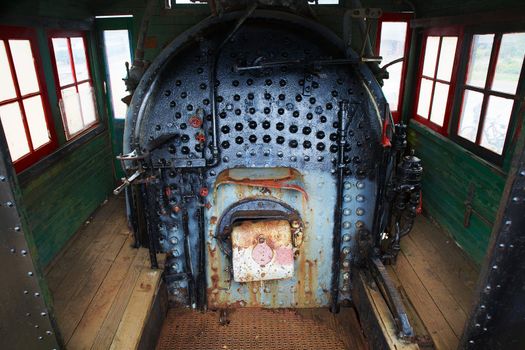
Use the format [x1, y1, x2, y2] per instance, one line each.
[2, 0, 116, 268]
[400, 1, 525, 264]
[18, 135, 114, 267]
[407, 121, 507, 264]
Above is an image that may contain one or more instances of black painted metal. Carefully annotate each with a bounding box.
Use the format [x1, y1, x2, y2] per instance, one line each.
[460, 136, 525, 349]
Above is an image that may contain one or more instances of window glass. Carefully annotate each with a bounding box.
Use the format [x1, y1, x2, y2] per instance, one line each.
[0, 102, 30, 160]
[103, 29, 132, 119]
[378, 22, 407, 112]
[458, 89, 483, 142]
[78, 82, 97, 125]
[51, 38, 74, 86]
[429, 82, 449, 126]
[9, 40, 39, 95]
[23, 95, 49, 149]
[422, 36, 439, 77]
[60, 87, 83, 135]
[51, 34, 98, 139]
[466, 34, 494, 88]
[0, 41, 17, 101]
[480, 96, 514, 154]
[436, 37, 457, 81]
[417, 78, 433, 119]
[492, 33, 525, 94]
[71, 37, 89, 82]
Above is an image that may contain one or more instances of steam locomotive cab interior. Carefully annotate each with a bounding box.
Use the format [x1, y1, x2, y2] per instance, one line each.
[1, 1, 524, 350]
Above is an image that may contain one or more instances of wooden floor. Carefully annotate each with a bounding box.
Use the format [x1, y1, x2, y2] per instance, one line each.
[44, 195, 478, 350]
[389, 215, 480, 350]
[45, 196, 163, 350]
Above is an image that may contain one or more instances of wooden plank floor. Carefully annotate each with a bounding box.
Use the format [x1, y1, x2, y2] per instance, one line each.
[45, 196, 162, 350]
[388, 215, 480, 350]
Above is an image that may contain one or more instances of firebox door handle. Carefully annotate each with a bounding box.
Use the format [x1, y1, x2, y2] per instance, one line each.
[113, 170, 142, 195]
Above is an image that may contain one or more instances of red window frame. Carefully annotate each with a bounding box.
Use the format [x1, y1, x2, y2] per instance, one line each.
[413, 26, 464, 135]
[453, 31, 525, 160]
[375, 12, 413, 122]
[0, 26, 57, 173]
[48, 30, 99, 140]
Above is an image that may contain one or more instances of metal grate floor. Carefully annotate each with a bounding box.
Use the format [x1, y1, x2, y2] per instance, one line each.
[157, 308, 364, 350]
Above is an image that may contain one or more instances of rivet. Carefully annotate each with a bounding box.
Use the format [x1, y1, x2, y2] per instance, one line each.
[34, 292, 40, 297]
[38, 336, 43, 340]
[34, 324, 39, 329]
[236, 152, 242, 158]
[492, 265, 498, 270]
[6, 201, 13, 207]
[356, 181, 365, 189]
[342, 247, 351, 254]
[475, 323, 481, 328]
[0, 175, 6, 181]
[512, 197, 520, 202]
[343, 234, 351, 242]
[344, 182, 351, 190]
[173, 250, 180, 257]
[40, 312, 47, 316]
[356, 195, 365, 202]
[343, 273, 350, 280]
[343, 222, 351, 229]
[480, 304, 486, 309]
[342, 260, 351, 268]
[519, 170, 525, 176]
[223, 156, 229, 163]
[290, 156, 297, 162]
[343, 208, 351, 216]
[23, 290, 28, 294]
[317, 156, 324, 161]
[21, 249, 27, 256]
[170, 238, 178, 244]
[277, 151, 284, 158]
[356, 208, 365, 216]
[499, 243, 505, 248]
[46, 330, 52, 336]
[27, 272, 33, 277]
[14, 226, 21, 232]
[304, 155, 310, 161]
[343, 195, 351, 202]
[210, 170, 216, 176]
[469, 340, 475, 344]
[10, 248, 16, 253]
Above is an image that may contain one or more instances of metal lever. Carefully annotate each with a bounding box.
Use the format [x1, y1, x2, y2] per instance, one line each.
[113, 170, 142, 195]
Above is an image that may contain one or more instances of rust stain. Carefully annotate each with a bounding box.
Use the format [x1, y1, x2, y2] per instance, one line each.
[231, 220, 291, 249]
[215, 168, 309, 200]
[210, 216, 217, 225]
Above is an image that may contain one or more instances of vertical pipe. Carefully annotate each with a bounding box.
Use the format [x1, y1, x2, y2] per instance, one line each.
[330, 100, 349, 313]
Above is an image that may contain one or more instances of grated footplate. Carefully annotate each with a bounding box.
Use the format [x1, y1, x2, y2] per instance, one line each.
[157, 307, 367, 350]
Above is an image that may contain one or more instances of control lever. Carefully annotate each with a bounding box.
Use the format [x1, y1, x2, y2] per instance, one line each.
[113, 170, 142, 195]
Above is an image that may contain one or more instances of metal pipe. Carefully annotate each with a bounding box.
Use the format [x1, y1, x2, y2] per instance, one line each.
[182, 210, 196, 306]
[206, 3, 257, 167]
[330, 100, 350, 313]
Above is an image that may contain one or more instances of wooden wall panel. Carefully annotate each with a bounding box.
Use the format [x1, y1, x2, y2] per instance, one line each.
[20, 134, 114, 267]
[408, 121, 506, 263]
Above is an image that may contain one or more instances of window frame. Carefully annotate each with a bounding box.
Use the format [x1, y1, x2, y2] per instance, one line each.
[449, 25, 525, 165]
[375, 12, 413, 122]
[0, 25, 58, 173]
[47, 30, 99, 140]
[413, 26, 464, 135]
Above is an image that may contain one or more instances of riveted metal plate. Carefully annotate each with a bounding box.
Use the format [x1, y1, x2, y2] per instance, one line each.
[0, 125, 60, 349]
